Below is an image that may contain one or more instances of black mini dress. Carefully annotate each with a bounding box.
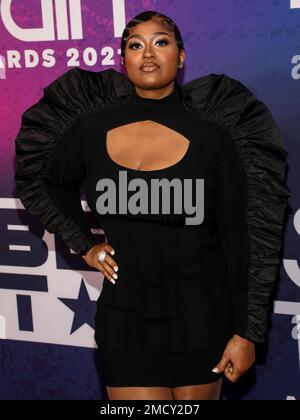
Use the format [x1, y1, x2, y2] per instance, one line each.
[73, 83, 249, 387]
[29, 81, 249, 387]
[15, 69, 291, 381]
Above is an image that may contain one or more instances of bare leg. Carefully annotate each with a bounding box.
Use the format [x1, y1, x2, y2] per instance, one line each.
[107, 386, 174, 400]
[171, 378, 223, 400]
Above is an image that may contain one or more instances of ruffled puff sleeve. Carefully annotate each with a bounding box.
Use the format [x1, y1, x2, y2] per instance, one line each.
[14, 85, 98, 256]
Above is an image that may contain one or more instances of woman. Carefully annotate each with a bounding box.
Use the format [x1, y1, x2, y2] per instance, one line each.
[14, 11, 290, 400]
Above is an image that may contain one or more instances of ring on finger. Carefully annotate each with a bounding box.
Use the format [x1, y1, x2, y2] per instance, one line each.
[98, 250, 107, 263]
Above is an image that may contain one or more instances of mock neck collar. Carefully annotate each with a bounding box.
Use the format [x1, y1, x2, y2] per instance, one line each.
[126, 80, 183, 116]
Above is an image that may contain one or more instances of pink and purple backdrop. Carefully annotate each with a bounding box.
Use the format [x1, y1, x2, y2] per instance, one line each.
[0, 0, 299, 400]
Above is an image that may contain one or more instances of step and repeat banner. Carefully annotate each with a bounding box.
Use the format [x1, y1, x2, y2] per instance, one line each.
[0, 0, 299, 400]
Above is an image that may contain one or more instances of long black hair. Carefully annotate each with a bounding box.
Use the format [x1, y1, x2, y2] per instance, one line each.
[120, 11, 185, 66]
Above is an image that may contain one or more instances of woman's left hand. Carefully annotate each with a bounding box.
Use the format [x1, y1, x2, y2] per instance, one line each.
[212, 335, 256, 383]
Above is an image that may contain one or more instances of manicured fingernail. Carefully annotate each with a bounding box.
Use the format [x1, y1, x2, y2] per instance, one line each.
[212, 368, 220, 373]
[113, 273, 118, 279]
[114, 266, 118, 272]
[110, 250, 115, 255]
[111, 279, 116, 284]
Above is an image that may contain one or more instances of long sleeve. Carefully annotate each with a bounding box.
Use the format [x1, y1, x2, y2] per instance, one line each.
[215, 127, 250, 339]
[14, 67, 116, 256]
[42, 117, 98, 255]
[15, 105, 98, 256]
[184, 73, 291, 344]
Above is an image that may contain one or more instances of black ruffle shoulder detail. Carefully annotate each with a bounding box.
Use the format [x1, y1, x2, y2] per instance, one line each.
[15, 68, 291, 343]
[14, 67, 125, 256]
[183, 73, 291, 343]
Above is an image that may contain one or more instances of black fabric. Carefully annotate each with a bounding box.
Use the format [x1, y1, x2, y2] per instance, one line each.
[14, 67, 291, 344]
[80, 83, 249, 355]
[182, 74, 292, 344]
[215, 127, 249, 337]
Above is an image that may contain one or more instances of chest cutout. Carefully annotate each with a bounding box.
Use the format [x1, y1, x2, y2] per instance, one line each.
[106, 120, 191, 171]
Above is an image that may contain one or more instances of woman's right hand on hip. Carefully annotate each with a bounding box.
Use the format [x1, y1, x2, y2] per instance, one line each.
[82, 242, 119, 285]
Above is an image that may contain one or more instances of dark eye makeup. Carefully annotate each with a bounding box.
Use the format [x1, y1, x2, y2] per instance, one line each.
[127, 38, 170, 50]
